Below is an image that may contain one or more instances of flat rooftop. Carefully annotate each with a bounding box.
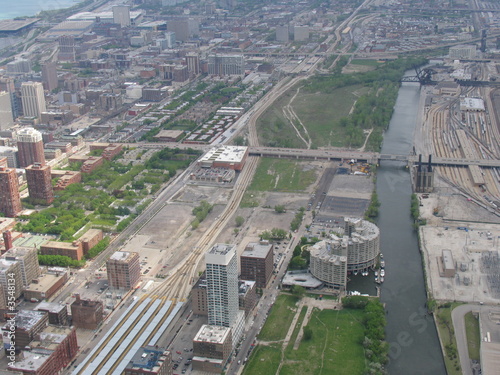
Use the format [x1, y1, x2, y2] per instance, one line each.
[11, 310, 47, 330]
[8, 350, 50, 372]
[194, 325, 231, 344]
[0, 18, 39, 32]
[35, 301, 66, 314]
[109, 251, 134, 261]
[199, 145, 248, 165]
[26, 273, 65, 293]
[282, 271, 323, 288]
[242, 241, 272, 259]
[208, 243, 235, 256]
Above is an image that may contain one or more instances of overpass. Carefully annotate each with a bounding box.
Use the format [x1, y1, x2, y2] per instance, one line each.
[131, 143, 500, 168]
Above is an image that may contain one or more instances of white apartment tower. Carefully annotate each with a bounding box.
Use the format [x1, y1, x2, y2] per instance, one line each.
[113, 5, 131, 27]
[21, 82, 46, 120]
[206, 244, 239, 328]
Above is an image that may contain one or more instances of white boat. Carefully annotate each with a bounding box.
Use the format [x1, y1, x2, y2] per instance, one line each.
[353, 270, 358, 276]
[380, 276, 384, 283]
[375, 270, 378, 277]
[375, 276, 380, 284]
[380, 260, 385, 268]
[380, 269, 385, 277]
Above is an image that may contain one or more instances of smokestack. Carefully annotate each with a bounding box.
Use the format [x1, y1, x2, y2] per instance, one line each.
[428, 154, 432, 172]
[418, 154, 422, 172]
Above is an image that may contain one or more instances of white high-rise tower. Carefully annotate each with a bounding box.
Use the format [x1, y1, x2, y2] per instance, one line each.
[21, 81, 46, 120]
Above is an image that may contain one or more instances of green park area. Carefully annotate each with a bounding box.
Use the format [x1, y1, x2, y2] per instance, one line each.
[434, 302, 463, 375]
[243, 295, 387, 375]
[256, 57, 426, 151]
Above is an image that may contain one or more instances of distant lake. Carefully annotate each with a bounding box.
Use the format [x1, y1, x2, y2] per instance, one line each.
[0, 0, 81, 20]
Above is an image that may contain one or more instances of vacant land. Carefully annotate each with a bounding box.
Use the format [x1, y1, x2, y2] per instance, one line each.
[256, 84, 367, 148]
[247, 297, 367, 375]
[248, 158, 318, 192]
[258, 294, 299, 341]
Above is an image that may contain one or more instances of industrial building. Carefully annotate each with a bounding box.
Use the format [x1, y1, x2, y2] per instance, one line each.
[106, 251, 140, 290]
[198, 146, 248, 171]
[208, 54, 245, 76]
[240, 241, 274, 288]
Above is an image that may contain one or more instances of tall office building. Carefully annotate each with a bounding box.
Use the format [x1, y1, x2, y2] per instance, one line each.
[3, 246, 41, 288]
[58, 35, 76, 61]
[21, 81, 46, 120]
[106, 251, 140, 290]
[25, 163, 54, 205]
[0, 91, 14, 130]
[186, 52, 200, 75]
[167, 18, 198, 42]
[206, 244, 239, 327]
[16, 127, 45, 168]
[240, 241, 274, 288]
[0, 166, 22, 217]
[208, 54, 245, 76]
[293, 25, 310, 41]
[164, 31, 176, 48]
[42, 62, 58, 92]
[113, 5, 131, 27]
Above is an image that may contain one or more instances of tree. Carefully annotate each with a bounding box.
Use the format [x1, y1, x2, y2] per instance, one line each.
[234, 135, 246, 146]
[274, 205, 286, 213]
[291, 285, 305, 298]
[302, 325, 313, 341]
[235, 216, 244, 227]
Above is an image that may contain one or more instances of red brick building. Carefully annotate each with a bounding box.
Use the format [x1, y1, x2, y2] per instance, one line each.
[52, 170, 81, 191]
[25, 163, 54, 205]
[0, 166, 22, 217]
[106, 251, 140, 290]
[40, 241, 83, 261]
[240, 241, 274, 288]
[79, 229, 103, 256]
[70, 294, 103, 330]
[81, 156, 103, 173]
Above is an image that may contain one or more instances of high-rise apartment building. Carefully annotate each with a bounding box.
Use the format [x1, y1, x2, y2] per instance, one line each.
[0, 91, 14, 130]
[208, 54, 245, 76]
[0, 166, 22, 217]
[20, 81, 46, 120]
[25, 163, 54, 205]
[113, 5, 131, 27]
[276, 25, 289, 43]
[42, 62, 58, 92]
[106, 251, 140, 290]
[206, 244, 239, 328]
[3, 246, 41, 288]
[0, 77, 20, 119]
[16, 127, 46, 168]
[240, 241, 274, 288]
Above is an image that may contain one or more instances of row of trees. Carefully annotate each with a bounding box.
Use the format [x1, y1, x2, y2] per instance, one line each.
[191, 200, 214, 229]
[343, 296, 388, 373]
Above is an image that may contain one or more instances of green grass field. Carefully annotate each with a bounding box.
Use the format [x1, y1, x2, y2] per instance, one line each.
[248, 303, 367, 375]
[350, 59, 382, 66]
[435, 303, 463, 375]
[241, 344, 282, 375]
[256, 84, 369, 149]
[258, 294, 299, 341]
[248, 158, 317, 192]
[464, 312, 480, 361]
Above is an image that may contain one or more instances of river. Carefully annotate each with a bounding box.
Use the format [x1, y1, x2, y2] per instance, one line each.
[377, 78, 446, 374]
